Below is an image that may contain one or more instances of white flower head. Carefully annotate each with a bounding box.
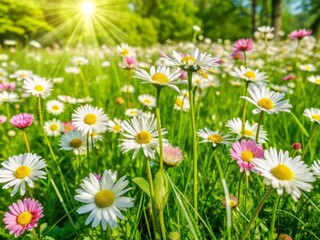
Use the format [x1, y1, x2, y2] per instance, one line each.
[23, 76, 53, 99]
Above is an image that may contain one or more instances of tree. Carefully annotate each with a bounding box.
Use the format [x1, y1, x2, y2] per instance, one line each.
[272, 0, 282, 41]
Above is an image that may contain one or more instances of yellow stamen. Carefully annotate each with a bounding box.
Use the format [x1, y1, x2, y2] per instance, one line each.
[69, 138, 82, 148]
[34, 85, 44, 92]
[175, 98, 184, 107]
[241, 150, 254, 162]
[208, 134, 223, 143]
[49, 124, 58, 131]
[258, 98, 274, 110]
[272, 164, 294, 180]
[112, 125, 122, 132]
[52, 105, 59, 111]
[135, 131, 151, 144]
[181, 55, 196, 64]
[17, 212, 33, 225]
[143, 99, 151, 104]
[311, 114, 320, 121]
[84, 114, 97, 125]
[244, 71, 256, 79]
[95, 190, 115, 208]
[15, 166, 31, 179]
[151, 73, 169, 84]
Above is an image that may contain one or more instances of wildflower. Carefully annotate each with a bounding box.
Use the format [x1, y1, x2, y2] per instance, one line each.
[75, 170, 134, 230]
[289, 29, 312, 40]
[121, 85, 135, 93]
[307, 75, 320, 85]
[119, 113, 168, 159]
[0, 153, 46, 196]
[23, 76, 52, 99]
[277, 234, 293, 240]
[311, 160, 320, 179]
[122, 56, 138, 69]
[229, 66, 268, 85]
[257, 26, 274, 33]
[252, 148, 316, 201]
[303, 108, 320, 124]
[233, 38, 253, 52]
[29, 40, 41, 48]
[10, 113, 34, 129]
[59, 130, 87, 155]
[4, 39, 17, 46]
[9, 70, 33, 81]
[72, 104, 108, 134]
[221, 196, 239, 209]
[0, 115, 7, 124]
[117, 43, 134, 57]
[44, 119, 63, 136]
[193, 25, 201, 32]
[298, 64, 316, 72]
[125, 108, 142, 117]
[197, 128, 233, 148]
[72, 56, 88, 66]
[291, 142, 301, 151]
[138, 94, 156, 109]
[162, 144, 184, 167]
[116, 97, 125, 105]
[230, 139, 264, 175]
[4, 198, 44, 237]
[107, 118, 123, 133]
[57, 95, 77, 104]
[174, 96, 190, 112]
[63, 121, 76, 133]
[134, 66, 182, 92]
[65, 66, 80, 74]
[0, 91, 19, 103]
[282, 74, 295, 81]
[241, 85, 292, 114]
[46, 100, 65, 115]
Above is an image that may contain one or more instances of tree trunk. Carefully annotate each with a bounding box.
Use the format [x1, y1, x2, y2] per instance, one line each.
[261, 0, 268, 26]
[272, 0, 282, 42]
[251, 0, 257, 35]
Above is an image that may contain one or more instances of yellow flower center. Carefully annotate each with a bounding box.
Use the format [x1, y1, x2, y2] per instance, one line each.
[95, 190, 115, 208]
[304, 66, 311, 71]
[175, 98, 184, 107]
[76, 60, 83, 64]
[15, 166, 31, 179]
[49, 123, 59, 131]
[181, 55, 196, 64]
[129, 110, 137, 115]
[258, 98, 274, 110]
[20, 73, 27, 78]
[208, 134, 223, 143]
[311, 114, 320, 121]
[52, 105, 59, 111]
[272, 164, 294, 180]
[229, 200, 237, 208]
[135, 131, 151, 144]
[315, 78, 320, 84]
[112, 125, 122, 132]
[243, 129, 254, 136]
[17, 211, 33, 225]
[151, 73, 169, 84]
[195, 78, 201, 84]
[34, 85, 44, 92]
[122, 49, 129, 56]
[84, 114, 97, 125]
[244, 71, 256, 79]
[143, 99, 151, 104]
[69, 138, 82, 148]
[240, 150, 254, 162]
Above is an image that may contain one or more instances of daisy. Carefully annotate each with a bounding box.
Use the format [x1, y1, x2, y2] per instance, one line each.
[138, 94, 156, 109]
[311, 160, 320, 178]
[161, 48, 220, 72]
[72, 56, 88, 66]
[46, 100, 65, 115]
[229, 66, 268, 85]
[0, 153, 47, 196]
[107, 118, 123, 133]
[44, 119, 63, 137]
[303, 108, 320, 124]
[65, 66, 80, 74]
[4, 198, 44, 237]
[226, 117, 268, 143]
[257, 26, 274, 33]
[10, 113, 34, 129]
[23, 76, 53, 99]
[4, 39, 17, 46]
[241, 85, 292, 114]
[307, 75, 320, 85]
[121, 56, 138, 69]
[162, 144, 184, 167]
[59, 130, 87, 155]
[77, 97, 93, 104]
[197, 128, 233, 148]
[298, 64, 316, 72]
[230, 139, 264, 175]
[252, 147, 316, 201]
[117, 43, 135, 57]
[9, 70, 33, 81]
[57, 95, 77, 104]
[119, 113, 168, 159]
[289, 29, 312, 40]
[29, 40, 41, 48]
[63, 121, 76, 133]
[134, 66, 182, 92]
[0, 91, 19, 103]
[125, 108, 142, 117]
[72, 104, 108, 134]
[75, 170, 134, 230]
[174, 95, 190, 111]
[0, 115, 7, 124]
[233, 38, 253, 52]
[121, 85, 135, 93]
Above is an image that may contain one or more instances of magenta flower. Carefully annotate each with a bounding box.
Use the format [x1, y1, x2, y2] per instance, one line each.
[233, 38, 253, 52]
[123, 56, 137, 69]
[0, 115, 7, 124]
[0, 82, 15, 92]
[282, 74, 295, 81]
[3, 198, 44, 237]
[10, 113, 34, 129]
[230, 139, 264, 175]
[179, 69, 187, 80]
[231, 51, 244, 60]
[289, 29, 312, 40]
[162, 144, 184, 167]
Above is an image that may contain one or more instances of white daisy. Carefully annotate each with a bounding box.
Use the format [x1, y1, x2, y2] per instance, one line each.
[0, 91, 19, 103]
[138, 94, 156, 109]
[23, 76, 53, 99]
[298, 64, 316, 72]
[117, 43, 135, 57]
[134, 66, 183, 92]
[119, 113, 168, 159]
[72, 56, 88, 66]
[9, 70, 33, 81]
[121, 85, 135, 93]
[57, 95, 77, 104]
[229, 66, 268, 85]
[311, 160, 320, 178]
[161, 48, 220, 72]
[226, 117, 268, 143]
[252, 147, 316, 201]
[46, 100, 65, 115]
[307, 75, 320, 85]
[107, 118, 123, 133]
[77, 97, 93, 104]
[0, 153, 47, 196]
[72, 104, 109, 135]
[65, 66, 80, 74]
[197, 128, 233, 147]
[173, 95, 190, 112]
[257, 26, 274, 33]
[44, 119, 63, 137]
[75, 170, 134, 230]
[303, 108, 320, 124]
[59, 130, 87, 155]
[241, 85, 292, 114]
[125, 108, 142, 117]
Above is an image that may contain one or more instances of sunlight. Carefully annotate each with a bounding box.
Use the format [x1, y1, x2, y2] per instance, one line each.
[81, 1, 95, 16]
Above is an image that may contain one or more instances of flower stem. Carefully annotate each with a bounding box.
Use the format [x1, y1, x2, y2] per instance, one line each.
[126, 69, 132, 109]
[5, 103, 10, 119]
[241, 186, 273, 240]
[241, 82, 249, 136]
[255, 111, 264, 143]
[159, 210, 167, 240]
[155, 87, 164, 171]
[22, 129, 31, 152]
[187, 71, 198, 217]
[301, 123, 318, 161]
[80, 66, 89, 97]
[269, 194, 281, 240]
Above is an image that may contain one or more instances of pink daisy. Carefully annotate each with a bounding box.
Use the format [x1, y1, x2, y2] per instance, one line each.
[0, 115, 7, 124]
[230, 139, 264, 175]
[233, 38, 253, 52]
[3, 198, 44, 237]
[162, 144, 184, 167]
[289, 29, 312, 40]
[63, 121, 76, 133]
[282, 74, 295, 81]
[10, 113, 34, 129]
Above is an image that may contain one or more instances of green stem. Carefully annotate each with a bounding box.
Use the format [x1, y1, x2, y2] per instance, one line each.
[87, 133, 90, 170]
[243, 51, 247, 68]
[126, 69, 132, 109]
[159, 210, 167, 240]
[155, 87, 164, 171]
[80, 66, 89, 96]
[241, 187, 273, 240]
[301, 123, 318, 161]
[269, 194, 281, 240]
[31, 228, 39, 240]
[23, 129, 31, 152]
[241, 82, 249, 135]
[146, 159, 160, 239]
[245, 174, 249, 215]
[187, 71, 198, 217]
[255, 111, 264, 143]
[5, 103, 10, 119]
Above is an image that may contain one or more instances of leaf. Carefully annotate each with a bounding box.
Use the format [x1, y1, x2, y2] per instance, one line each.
[154, 170, 169, 212]
[290, 112, 309, 137]
[132, 177, 150, 197]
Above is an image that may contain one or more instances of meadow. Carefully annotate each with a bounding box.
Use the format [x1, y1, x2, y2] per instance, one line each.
[0, 28, 319, 240]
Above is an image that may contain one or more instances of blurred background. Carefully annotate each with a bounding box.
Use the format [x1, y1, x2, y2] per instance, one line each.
[0, 0, 319, 46]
